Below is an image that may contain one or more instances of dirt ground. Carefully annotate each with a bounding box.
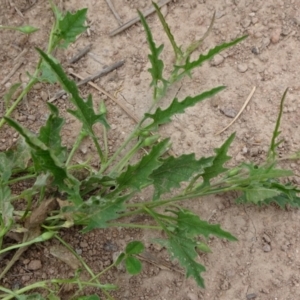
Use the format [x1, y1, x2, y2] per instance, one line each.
[1, 0, 300, 299]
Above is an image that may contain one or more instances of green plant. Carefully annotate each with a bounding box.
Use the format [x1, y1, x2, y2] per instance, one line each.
[1, 2, 300, 299]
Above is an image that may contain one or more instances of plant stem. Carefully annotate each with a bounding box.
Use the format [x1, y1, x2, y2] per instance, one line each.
[109, 222, 161, 229]
[66, 130, 87, 166]
[7, 173, 36, 184]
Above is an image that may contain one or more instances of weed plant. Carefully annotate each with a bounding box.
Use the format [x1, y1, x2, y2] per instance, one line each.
[0, 2, 299, 299]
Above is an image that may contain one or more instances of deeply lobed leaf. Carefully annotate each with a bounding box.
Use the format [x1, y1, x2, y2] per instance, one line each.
[144, 86, 225, 131]
[57, 9, 88, 48]
[116, 139, 170, 191]
[150, 154, 213, 200]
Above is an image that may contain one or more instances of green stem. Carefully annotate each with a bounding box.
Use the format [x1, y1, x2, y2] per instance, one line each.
[109, 140, 142, 175]
[0, 74, 39, 129]
[7, 173, 36, 184]
[108, 222, 161, 230]
[103, 125, 108, 162]
[92, 135, 105, 163]
[66, 130, 87, 166]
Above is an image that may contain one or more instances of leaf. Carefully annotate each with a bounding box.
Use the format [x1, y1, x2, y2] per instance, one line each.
[39, 60, 58, 84]
[36, 49, 109, 135]
[38, 103, 66, 163]
[184, 11, 215, 59]
[176, 209, 237, 241]
[79, 195, 130, 232]
[196, 242, 212, 253]
[125, 241, 144, 255]
[244, 185, 282, 204]
[77, 296, 100, 300]
[16, 25, 39, 34]
[150, 154, 213, 200]
[0, 153, 14, 183]
[268, 88, 288, 161]
[0, 138, 31, 182]
[200, 133, 235, 187]
[116, 139, 170, 191]
[125, 256, 142, 275]
[4, 82, 21, 109]
[152, 2, 183, 60]
[57, 9, 87, 48]
[144, 86, 225, 131]
[16, 293, 46, 300]
[4, 117, 82, 205]
[0, 185, 13, 229]
[176, 35, 247, 78]
[158, 235, 206, 288]
[138, 10, 166, 88]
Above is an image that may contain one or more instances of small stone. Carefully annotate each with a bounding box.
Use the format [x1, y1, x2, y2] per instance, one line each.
[210, 54, 224, 66]
[28, 115, 36, 121]
[23, 259, 30, 265]
[251, 46, 260, 55]
[28, 259, 42, 270]
[220, 107, 237, 118]
[262, 244, 271, 252]
[33, 83, 42, 90]
[270, 28, 282, 44]
[246, 293, 257, 299]
[80, 145, 88, 154]
[80, 241, 88, 248]
[187, 293, 198, 300]
[237, 63, 248, 73]
[22, 275, 31, 282]
[262, 233, 271, 244]
[241, 18, 251, 28]
[40, 90, 48, 101]
[242, 146, 248, 154]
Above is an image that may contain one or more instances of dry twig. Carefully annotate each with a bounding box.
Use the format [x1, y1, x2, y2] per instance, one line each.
[215, 86, 256, 135]
[49, 60, 125, 102]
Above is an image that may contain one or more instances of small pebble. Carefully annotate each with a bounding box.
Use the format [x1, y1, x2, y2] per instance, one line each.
[262, 233, 271, 244]
[270, 27, 282, 44]
[241, 18, 251, 28]
[220, 107, 237, 118]
[237, 63, 248, 73]
[251, 46, 260, 55]
[40, 90, 48, 101]
[246, 293, 257, 300]
[28, 115, 36, 121]
[27, 259, 42, 270]
[80, 241, 88, 248]
[262, 244, 271, 252]
[210, 54, 224, 66]
[33, 83, 42, 90]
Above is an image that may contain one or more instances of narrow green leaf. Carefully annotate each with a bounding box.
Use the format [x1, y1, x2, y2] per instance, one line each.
[36, 49, 109, 134]
[158, 235, 206, 288]
[268, 88, 288, 161]
[57, 9, 87, 48]
[125, 256, 142, 275]
[152, 2, 183, 59]
[125, 241, 145, 255]
[4, 82, 21, 109]
[184, 12, 215, 59]
[138, 10, 166, 88]
[200, 133, 235, 187]
[176, 35, 247, 78]
[150, 154, 213, 200]
[38, 103, 66, 163]
[16, 293, 45, 300]
[116, 139, 170, 191]
[244, 186, 282, 204]
[176, 209, 237, 241]
[144, 86, 225, 131]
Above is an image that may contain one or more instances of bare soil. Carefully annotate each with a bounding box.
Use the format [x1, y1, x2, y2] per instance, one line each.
[1, 0, 300, 299]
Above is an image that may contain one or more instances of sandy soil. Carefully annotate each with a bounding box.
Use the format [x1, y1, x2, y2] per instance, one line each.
[1, 0, 300, 299]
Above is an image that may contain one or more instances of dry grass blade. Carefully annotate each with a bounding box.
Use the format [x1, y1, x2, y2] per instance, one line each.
[215, 86, 256, 135]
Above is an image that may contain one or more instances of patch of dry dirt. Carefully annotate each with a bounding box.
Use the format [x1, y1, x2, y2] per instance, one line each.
[1, 0, 300, 299]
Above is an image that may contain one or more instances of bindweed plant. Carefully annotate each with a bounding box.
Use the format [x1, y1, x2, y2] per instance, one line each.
[1, 2, 300, 299]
